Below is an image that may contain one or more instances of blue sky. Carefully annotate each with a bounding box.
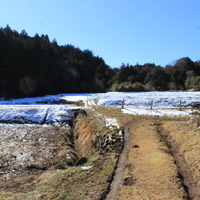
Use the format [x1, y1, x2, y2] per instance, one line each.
[0, 0, 200, 68]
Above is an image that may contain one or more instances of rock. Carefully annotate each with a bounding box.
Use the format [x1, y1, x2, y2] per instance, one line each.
[123, 176, 135, 186]
[76, 157, 88, 166]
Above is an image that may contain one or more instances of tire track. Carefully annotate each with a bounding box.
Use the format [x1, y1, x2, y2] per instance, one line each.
[105, 123, 131, 200]
[156, 124, 200, 200]
[117, 119, 188, 200]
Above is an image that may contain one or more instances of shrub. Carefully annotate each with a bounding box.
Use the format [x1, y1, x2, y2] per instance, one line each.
[110, 82, 145, 92]
[185, 76, 200, 91]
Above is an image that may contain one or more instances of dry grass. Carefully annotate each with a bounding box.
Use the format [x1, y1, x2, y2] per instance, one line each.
[162, 120, 200, 186]
[118, 119, 185, 200]
[1, 105, 199, 200]
[94, 105, 190, 127]
[0, 109, 120, 200]
[96, 106, 200, 199]
[0, 153, 118, 200]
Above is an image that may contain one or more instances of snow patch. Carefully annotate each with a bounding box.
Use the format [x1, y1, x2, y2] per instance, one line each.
[122, 108, 192, 117]
[81, 165, 93, 170]
[106, 118, 119, 128]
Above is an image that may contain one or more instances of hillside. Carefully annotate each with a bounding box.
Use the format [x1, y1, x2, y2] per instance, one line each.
[0, 26, 200, 99]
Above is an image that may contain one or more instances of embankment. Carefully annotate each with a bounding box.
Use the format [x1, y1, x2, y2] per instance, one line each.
[0, 110, 123, 200]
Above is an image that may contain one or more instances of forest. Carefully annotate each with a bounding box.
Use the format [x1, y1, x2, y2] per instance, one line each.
[0, 25, 200, 98]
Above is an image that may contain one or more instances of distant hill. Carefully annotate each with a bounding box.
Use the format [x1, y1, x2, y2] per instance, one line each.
[0, 25, 199, 98]
[0, 25, 113, 98]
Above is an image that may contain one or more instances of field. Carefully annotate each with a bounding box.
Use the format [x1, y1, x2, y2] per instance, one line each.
[0, 92, 200, 200]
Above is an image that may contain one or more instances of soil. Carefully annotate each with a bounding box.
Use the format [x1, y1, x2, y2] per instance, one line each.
[160, 120, 200, 200]
[116, 119, 186, 200]
[1, 106, 200, 200]
[105, 116, 200, 200]
[156, 124, 200, 200]
[106, 124, 130, 200]
[0, 124, 76, 182]
[88, 106, 200, 200]
[0, 110, 122, 200]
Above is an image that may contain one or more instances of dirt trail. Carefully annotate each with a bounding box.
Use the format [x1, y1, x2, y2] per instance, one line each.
[117, 119, 188, 200]
[105, 124, 130, 200]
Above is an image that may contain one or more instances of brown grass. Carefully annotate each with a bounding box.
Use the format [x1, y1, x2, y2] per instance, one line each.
[1, 106, 199, 200]
[0, 109, 120, 200]
[118, 119, 185, 200]
[162, 120, 200, 186]
[96, 106, 200, 199]
[0, 153, 118, 200]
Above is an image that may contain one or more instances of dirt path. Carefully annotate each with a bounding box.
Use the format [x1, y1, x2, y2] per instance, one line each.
[105, 125, 131, 200]
[117, 119, 188, 200]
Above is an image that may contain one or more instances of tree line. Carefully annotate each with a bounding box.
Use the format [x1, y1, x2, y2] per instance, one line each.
[0, 25, 199, 98]
[112, 59, 200, 92]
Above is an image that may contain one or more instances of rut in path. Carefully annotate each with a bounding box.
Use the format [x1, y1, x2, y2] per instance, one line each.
[105, 125, 130, 200]
[156, 124, 200, 200]
[115, 119, 190, 200]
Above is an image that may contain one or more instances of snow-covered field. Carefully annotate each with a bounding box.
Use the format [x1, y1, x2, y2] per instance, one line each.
[1, 92, 199, 108]
[96, 92, 200, 108]
[0, 92, 199, 121]
[61, 92, 200, 117]
[0, 92, 199, 107]
[0, 105, 80, 124]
